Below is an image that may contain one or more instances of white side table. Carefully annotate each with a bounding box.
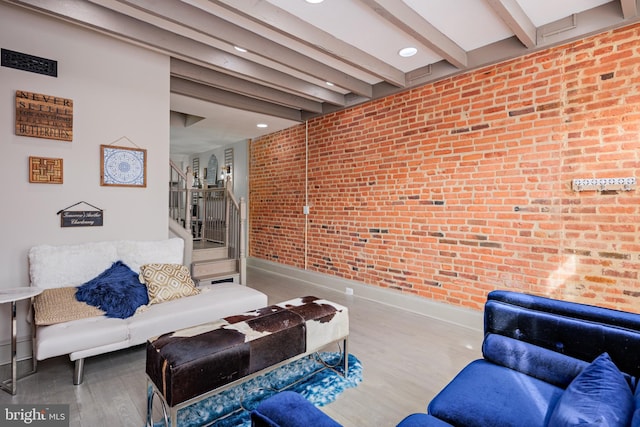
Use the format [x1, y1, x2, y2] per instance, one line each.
[0, 287, 43, 395]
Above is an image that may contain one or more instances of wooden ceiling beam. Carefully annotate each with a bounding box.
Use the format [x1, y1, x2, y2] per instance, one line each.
[171, 77, 303, 122]
[360, 0, 467, 69]
[170, 59, 324, 114]
[117, 0, 373, 98]
[6, 0, 346, 106]
[620, 0, 638, 19]
[212, 0, 407, 88]
[485, 0, 537, 48]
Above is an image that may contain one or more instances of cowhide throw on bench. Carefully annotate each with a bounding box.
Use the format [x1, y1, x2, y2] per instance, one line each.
[146, 296, 349, 407]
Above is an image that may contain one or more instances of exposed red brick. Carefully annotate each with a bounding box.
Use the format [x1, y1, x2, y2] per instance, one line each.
[250, 23, 640, 313]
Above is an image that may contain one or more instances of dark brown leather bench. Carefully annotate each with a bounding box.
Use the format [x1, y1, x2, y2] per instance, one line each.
[145, 296, 349, 426]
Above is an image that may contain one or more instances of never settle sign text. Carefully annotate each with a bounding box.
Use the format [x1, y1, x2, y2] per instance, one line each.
[15, 90, 73, 142]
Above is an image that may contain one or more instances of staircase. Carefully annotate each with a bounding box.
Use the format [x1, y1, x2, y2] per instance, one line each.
[169, 160, 247, 285]
[191, 245, 239, 285]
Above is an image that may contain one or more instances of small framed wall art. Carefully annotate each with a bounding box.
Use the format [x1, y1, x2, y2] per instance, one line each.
[29, 156, 63, 184]
[100, 144, 147, 187]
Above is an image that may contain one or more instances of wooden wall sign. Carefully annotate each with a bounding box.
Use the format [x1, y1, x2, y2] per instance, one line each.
[15, 90, 73, 141]
[29, 156, 63, 184]
[60, 211, 103, 227]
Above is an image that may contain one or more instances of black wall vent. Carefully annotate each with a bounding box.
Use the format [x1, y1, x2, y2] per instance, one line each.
[1, 49, 58, 77]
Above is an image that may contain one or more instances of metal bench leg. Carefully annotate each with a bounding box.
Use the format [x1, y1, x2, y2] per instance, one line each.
[342, 338, 349, 377]
[73, 359, 84, 385]
[147, 381, 170, 427]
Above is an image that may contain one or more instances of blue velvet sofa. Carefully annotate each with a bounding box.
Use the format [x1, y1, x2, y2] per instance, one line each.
[253, 290, 640, 427]
[397, 290, 640, 427]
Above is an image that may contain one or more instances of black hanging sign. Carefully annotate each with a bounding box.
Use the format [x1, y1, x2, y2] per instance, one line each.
[57, 201, 103, 228]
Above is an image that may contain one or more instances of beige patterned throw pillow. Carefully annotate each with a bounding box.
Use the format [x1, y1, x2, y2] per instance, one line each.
[139, 264, 199, 305]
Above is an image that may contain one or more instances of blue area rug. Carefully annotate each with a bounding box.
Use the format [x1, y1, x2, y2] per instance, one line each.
[170, 352, 362, 427]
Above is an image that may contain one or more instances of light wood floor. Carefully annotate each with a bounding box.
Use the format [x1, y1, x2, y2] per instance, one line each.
[0, 267, 484, 427]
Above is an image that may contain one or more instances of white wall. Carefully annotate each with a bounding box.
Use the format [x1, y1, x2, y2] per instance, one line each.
[170, 154, 189, 175]
[0, 3, 170, 354]
[232, 140, 250, 204]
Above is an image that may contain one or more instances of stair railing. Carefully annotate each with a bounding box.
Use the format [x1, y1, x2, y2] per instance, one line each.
[225, 184, 247, 285]
[169, 161, 246, 284]
[169, 160, 192, 231]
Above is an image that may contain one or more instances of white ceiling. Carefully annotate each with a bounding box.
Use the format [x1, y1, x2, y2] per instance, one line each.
[5, 0, 639, 155]
[169, 93, 300, 155]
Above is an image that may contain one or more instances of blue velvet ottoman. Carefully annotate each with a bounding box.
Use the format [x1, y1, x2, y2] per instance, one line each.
[251, 391, 341, 427]
[396, 413, 453, 427]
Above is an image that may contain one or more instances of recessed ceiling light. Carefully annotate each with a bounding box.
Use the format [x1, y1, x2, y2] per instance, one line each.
[305, 0, 324, 3]
[326, 81, 335, 86]
[257, 123, 268, 128]
[398, 47, 417, 57]
[234, 46, 248, 53]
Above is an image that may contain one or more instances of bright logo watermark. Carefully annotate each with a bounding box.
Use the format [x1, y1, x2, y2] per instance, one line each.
[1, 405, 69, 426]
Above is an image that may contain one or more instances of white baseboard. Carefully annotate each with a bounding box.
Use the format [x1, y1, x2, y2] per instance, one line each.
[248, 257, 483, 332]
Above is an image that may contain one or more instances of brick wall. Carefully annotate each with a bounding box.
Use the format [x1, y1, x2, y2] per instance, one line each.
[250, 23, 640, 312]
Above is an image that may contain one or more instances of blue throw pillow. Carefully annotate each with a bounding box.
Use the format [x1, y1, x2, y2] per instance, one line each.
[547, 352, 634, 427]
[75, 261, 149, 319]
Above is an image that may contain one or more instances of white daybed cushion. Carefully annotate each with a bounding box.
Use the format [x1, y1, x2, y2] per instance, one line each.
[37, 284, 270, 360]
[126, 283, 268, 344]
[35, 317, 128, 360]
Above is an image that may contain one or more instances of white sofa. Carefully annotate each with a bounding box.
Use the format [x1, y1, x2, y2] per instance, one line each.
[28, 238, 268, 384]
